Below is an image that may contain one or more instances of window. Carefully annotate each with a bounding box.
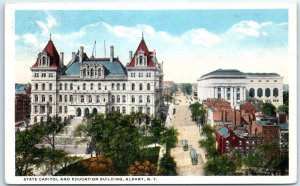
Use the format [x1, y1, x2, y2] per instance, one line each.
[41, 73, 46, 78]
[112, 83, 115, 90]
[65, 83, 68, 90]
[139, 73, 143, 78]
[40, 106, 45, 114]
[111, 106, 115, 112]
[131, 96, 135, 103]
[83, 69, 86, 77]
[89, 95, 92, 103]
[147, 107, 150, 115]
[274, 80, 277, 82]
[35, 83, 38, 90]
[98, 83, 101, 90]
[122, 95, 126, 103]
[122, 107, 126, 114]
[266, 80, 269, 82]
[98, 68, 101, 76]
[139, 56, 143, 65]
[111, 95, 115, 103]
[42, 95, 45, 102]
[81, 95, 84, 103]
[59, 95, 62, 102]
[131, 107, 135, 113]
[49, 106, 52, 114]
[96, 95, 100, 103]
[123, 83, 126, 90]
[117, 83, 120, 90]
[91, 83, 94, 90]
[117, 106, 120, 113]
[34, 73, 39, 78]
[49, 73, 53, 78]
[64, 95, 68, 102]
[70, 95, 73, 102]
[91, 69, 94, 77]
[34, 106, 38, 113]
[83, 83, 86, 90]
[131, 83, 135, 90]
[147, 83, 150, 90]
[59, 106, 62, 114]
[236, 87, 240, 100]
[49, 95, 52, 102]
[70, 83, 73, 90]
[238, 140, 242, 146]
[131, 73, 135, 77]
[35, 95, 38, 102]
[139, 95, 143, 103]
[59, 83, 62, 90]
[42, 57, 46, 66]
[250, 80, 253, 82]
[139, 83, 143, 91]
[42, 83, 45, 90]
[257, 88, 263, 97]
[265, 88, 271, 97]
[139, 107, 143, 113]
[117, 95, 120, 103]
[49, 83, 52, 90]
[226, 87, 231, 100]
[105, 86, 107, 90]
[147, 95, 150, 103]
[273, 88, 279, 97]
[217, 87, 221, 99]
[64, 106, 68, 114]
[258, 80, 262, 82]
[226, 140, 230, 146]
[249, 88, 255, 97]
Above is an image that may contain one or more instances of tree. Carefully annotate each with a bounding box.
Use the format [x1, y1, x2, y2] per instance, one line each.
[128, 161, 157, 176]
[181, 83, 192, 95]
[243, 152, 262, 175]
[277, 104, 289, 114]
[261, 102, 276, 117]
[283, 90, 289, 105]
[160, 127, 178, 153]
[204, 155, 236, 175]
[199, 125, 217, 158]
[149, 117, 165, 146]
[164, 94, 173, 105]
[159, 153, 177, 175]
[82, 155, 114, 175]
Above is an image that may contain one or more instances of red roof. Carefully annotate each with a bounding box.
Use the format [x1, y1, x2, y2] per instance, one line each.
[126, 38, 155, 67]
[32, 40, 60, 68]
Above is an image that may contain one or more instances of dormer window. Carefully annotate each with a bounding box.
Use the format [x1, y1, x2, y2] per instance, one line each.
[139, 56, 143, 65]
[39, 52, 50, 67]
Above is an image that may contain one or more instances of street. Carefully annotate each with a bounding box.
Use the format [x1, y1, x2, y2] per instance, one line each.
[169, 93, 207, 175]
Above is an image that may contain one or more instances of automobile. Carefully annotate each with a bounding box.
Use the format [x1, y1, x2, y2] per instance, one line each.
[173, 108, 176, 114]
[183, 139, 188, 151]
[190, 148, 198, 165]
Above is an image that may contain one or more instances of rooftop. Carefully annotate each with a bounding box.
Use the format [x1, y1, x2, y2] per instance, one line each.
[218, 127, 230, 137]
[200, 69, 281, 79]
[15, 83, 28, 94]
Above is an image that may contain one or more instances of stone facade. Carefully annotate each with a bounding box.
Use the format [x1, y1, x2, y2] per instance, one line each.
[30, 37, 163, 124]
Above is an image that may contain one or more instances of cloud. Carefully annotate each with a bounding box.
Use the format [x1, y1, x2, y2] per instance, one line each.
[22, 33, 38, 46]
[181, 28, 221, 47]
[36, 13, 58, 36]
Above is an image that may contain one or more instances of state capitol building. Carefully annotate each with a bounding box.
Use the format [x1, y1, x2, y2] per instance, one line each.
[30, 36, 164, 123]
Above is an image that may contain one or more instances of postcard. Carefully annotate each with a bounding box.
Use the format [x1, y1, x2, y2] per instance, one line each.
[5, 2, 297, 184]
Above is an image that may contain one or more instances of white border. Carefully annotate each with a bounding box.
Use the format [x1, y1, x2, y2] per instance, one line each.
[5, 2, 297, 184]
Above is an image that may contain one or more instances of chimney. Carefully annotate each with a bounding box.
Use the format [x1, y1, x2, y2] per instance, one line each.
[79, 46, 84, 63]
[60, 52, 64, 68]
[110, 46, 114, 63]
[129, 51, 132, 62]
[72, 52, 76, 61]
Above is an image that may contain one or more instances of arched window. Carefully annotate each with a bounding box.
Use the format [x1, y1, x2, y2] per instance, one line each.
[59, 83, 62, 90]
[96, 95, 100, 103]
[147, 83, 150, 90]
[112, 83, 115, 90]
[131, 83, 135, 90]
[91, 83, 94, 90]
[83, 83, 86, 90]
[81, 95, 84, 103]
[265, 88, 271, 97]
[35, 83, 38, 90]
[147, 95, 150, 103]
[70, 83, 73, 90]
[122, 95, 126, 103]
[59, 95, 62, 102]
[93, 108, 97, 115]
[117, 106, 120, 113]
[111, 95, 115, 103]
[59, 106, 62, 113]
[76, 108, 82, 117]
[42, 95, 45, 102]
[273, 88, 279, 97]
[42, 57, 46, 66]
[49, 83, 52, 90]
[91, 69, 94, 77]
[64, 95, 68, 102]
[49, 95, 52, 102]
[139, 83, 143, 91]
[35, 95, 38, 102]
[111, 106, 115, 112]
[257, 88, 263, 98]
[131, 95, 135, 103]
[139, 55, 143, 65]
[42, 83, 45, 90]
[117, 83, 120, 90]
[117, 95, 120, 103]
[122, 107, 126, 114]
[84, 108, 89, 116]
[98, 68, 101, 76]
[131, 107, 135, 113]
[65, 83, 68, 90]
[123, 83, 126, 90]
[83, 69, 86, 77]
[139, 95, 143, 103]
[70, 95, 73, 102]
[98, 83, 101, 90]
[236, 87, 240, 100]
[89, 95, 92, 103]
[147, 107, 151, 115]
[249, 88, 255, 97]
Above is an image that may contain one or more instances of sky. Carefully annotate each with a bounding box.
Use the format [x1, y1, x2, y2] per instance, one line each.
[15, 9, 289, 83]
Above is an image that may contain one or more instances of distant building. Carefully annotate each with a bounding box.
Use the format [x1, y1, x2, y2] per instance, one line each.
[278, 123, 288, 150]
[197, 69, 283, 108]
[163, 81, 175, 95]
[15, 83, 31, 127]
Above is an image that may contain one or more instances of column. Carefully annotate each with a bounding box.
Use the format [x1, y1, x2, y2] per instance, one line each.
[223, 86, 226, 99]
[230, 86, 234, 107]
[243, 87, 246, 101]
[221, 87, 224, 99]
[233, 86, 237, 107]
[214, 86, 217, 99]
